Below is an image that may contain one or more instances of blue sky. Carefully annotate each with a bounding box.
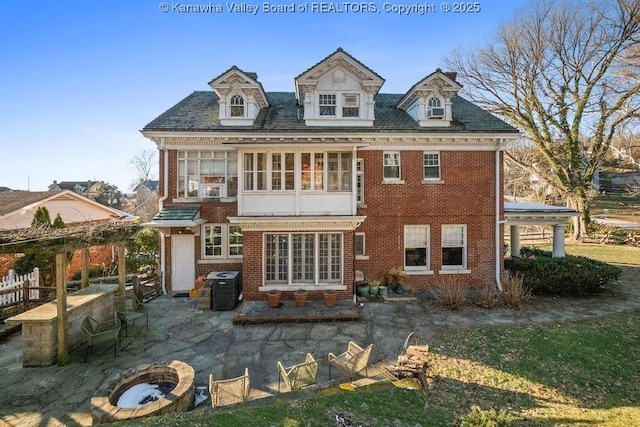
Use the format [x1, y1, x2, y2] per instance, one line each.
[0, 0, 529, 193]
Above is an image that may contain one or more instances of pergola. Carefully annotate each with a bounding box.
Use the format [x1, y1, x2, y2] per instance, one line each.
[505, 202, 581, 258]
[0, 221, 140, 365]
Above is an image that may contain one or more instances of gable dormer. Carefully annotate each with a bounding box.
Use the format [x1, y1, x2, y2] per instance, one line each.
[208, 66, 269, 126]
[294, 48, 384, 127]
[397, 69, 462, 127]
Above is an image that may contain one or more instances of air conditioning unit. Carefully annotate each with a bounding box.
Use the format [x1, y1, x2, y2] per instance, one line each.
[343, 94, 359, 107]
[201, 183, 226, 198]
[428, 107, 445, 118]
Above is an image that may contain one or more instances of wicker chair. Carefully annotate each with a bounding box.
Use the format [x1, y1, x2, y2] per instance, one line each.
[277, 353, 320, 392]
[81, 315, 121, 362]
[209, 368, 250, 408]
[328, 341, 373, 380]
[115, 294, 149, 337]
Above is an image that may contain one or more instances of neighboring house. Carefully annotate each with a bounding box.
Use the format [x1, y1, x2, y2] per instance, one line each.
[48, 180, 105, 200]
[142, 48, 520, 301]
[0, 187, 12, 193]
[133, 179, 159, 202]
[0, 190, 136, 278]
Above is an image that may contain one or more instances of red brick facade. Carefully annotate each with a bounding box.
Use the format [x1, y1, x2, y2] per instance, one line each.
[157, 148, 504, 299]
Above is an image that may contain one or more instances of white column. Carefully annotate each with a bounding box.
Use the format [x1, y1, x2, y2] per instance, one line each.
[552, 224, 566, 258]
[510, 225, 520, 257]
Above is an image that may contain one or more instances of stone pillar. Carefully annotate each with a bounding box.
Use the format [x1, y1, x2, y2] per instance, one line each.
[552, 224, 566, 258]
[510, 225, 520, 257]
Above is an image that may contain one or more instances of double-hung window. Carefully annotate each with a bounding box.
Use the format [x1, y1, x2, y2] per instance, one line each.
[441, 225, 466, 269]
[428, 97, 444, 118]
[177, 151, 238, 198]
[319, 94, 336, 116]
[423, 152, 441, 180]
[342, 93, 359, 117]
[301, 153, 325, 190]
[202, 224, 243, 258]
[356, 158, 364, 204]
[327, 152, 352, 191]
[244, 152, 267, 191]
[383, 152, 401, 180]
[271, 152, 295, 190]
[404, 225, 429, 271]
[229, 95, 244, 117]
[265, 233, 342, 285]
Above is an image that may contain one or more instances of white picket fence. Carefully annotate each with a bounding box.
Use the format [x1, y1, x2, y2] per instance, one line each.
[0, 268, 40, 306]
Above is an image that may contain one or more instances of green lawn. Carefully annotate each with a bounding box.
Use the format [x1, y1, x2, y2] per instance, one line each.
[535, 242, 640, 266]
[591, 192, 640, 222]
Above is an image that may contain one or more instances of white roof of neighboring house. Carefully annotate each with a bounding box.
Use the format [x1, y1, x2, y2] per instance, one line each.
[0, 190, 137, 230]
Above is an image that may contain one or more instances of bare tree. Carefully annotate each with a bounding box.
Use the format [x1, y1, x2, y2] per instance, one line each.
[129, 150, 157, 189]
[446, 0, 640, 239]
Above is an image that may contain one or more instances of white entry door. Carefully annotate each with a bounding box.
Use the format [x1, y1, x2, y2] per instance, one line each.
[171, 234, 195, 292]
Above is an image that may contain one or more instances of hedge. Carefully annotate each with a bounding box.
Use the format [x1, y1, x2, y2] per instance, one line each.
[504, 247, 622, 296]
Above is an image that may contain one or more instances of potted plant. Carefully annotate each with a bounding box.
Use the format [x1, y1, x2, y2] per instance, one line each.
[385, 267, 407, 294]
[356, 282, 370, 297]
[323, 289, 337, 307]
[369, 280, 380, 296]
[267, 289, 281, 308]
[294, 289, 308, 307]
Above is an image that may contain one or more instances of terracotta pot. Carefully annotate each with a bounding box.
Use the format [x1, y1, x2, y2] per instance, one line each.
[323, 290, 337, 307]
[294, 290, 308, 307]
[267, 290, 281, 308]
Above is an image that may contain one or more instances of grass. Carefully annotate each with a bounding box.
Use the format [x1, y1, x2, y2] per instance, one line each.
[117, 310, 640, 427]
[429, 311, 640, 426]
[116, 245, 640, 427]
[591, 192, 640, 222]
[535, 242, 640, 266]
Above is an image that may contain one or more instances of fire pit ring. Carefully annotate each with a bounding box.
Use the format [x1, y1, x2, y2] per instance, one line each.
[91, 360, 194, 424]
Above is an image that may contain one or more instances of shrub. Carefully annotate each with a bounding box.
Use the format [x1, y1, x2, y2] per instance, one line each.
[430, 275, 469, 310]
[458, 405, 514, 427]
[501, 271, 531, 309]
[475, 281, 500, 309]
[504, 247, 621, 296]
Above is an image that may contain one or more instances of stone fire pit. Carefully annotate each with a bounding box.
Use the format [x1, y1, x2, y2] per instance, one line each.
[91, 360, 195, 424]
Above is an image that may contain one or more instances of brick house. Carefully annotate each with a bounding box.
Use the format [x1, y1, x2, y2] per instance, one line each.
[142, 48, 520, 302]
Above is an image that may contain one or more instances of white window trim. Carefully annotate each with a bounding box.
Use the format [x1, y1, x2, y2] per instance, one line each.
[427, 96, 445, 119]
[200, 224, 243, 261]
[356, 158, 365, 205]
[355, 232, 368, 260]
[177, 150, 238, 199]
[319, 93, 337, 117]
[383, 151, 402, 181]
[229, 94, 245, 118]
[440, 224, 467, 271]
[262, 232, 343, 288]
[404, 225, 431, 272]
[423, 151, 441, 181]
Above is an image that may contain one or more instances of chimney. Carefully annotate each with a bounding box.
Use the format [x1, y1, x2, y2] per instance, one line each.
[445, 72, 458, 82]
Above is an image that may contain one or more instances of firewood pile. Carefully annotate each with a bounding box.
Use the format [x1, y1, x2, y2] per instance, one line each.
[386, 332, 430, 390]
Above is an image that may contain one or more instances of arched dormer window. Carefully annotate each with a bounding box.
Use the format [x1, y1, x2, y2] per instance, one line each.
[230, 95, 245, 117]
[427, 97, 444, 119]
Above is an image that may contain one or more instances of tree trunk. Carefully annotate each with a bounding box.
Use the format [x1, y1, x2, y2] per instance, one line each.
[567, 195, 589, 240]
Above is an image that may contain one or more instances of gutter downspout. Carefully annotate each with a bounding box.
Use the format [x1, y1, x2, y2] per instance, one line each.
[495, 143, 503, 292]
[159, 139, 168, 295]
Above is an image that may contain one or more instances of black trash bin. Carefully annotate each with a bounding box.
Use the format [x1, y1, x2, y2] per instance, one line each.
[207, 271, 241, 311]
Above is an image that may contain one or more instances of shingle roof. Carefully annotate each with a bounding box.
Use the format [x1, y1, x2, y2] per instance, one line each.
[152, 205, 201, 221]
[143, 92, 517, 133]
[0, 191, 61, 217]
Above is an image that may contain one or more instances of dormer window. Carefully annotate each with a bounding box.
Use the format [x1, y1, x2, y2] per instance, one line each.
[428, 97, 444, 119]
[230, 95, 245, 117]
[319, 94, 336, 116]
[342, 94, 359, 117]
